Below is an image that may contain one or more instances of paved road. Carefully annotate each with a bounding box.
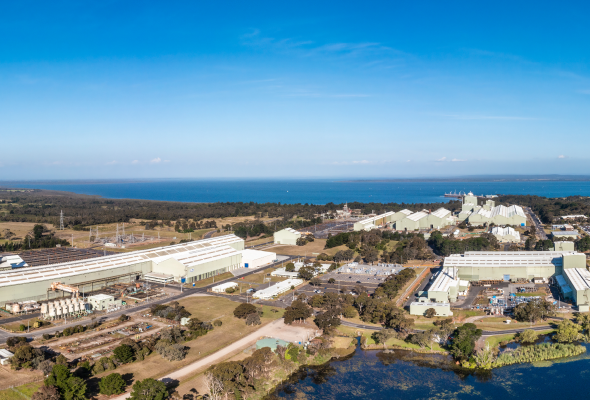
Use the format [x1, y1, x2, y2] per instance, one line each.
[525, 207, 547, 240]
[0, 256, 295, 344]
[341, 317, 564, 336]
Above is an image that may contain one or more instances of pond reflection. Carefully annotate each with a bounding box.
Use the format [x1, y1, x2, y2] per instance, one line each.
[267, 343, 590, 400]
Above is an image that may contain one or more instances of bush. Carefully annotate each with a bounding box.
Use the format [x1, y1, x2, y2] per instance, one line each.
[113, 344, 135, 364]
[234, 303, 257, 319]
[130, 378, 168, 400]
[213, 320, 222, 327]
[246, 313, 261, 326]
[19, 324, 26, 331]
[155, 342, 187, 361]
[225, 287, 236, 294]
[99, 373, 126, 395]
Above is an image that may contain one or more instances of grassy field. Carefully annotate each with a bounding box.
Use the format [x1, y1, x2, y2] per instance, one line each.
[1, 317, 50, 332]
[516, 292, 547, 297]
[484, 329, 555, 348]
[271, 239, 350, 257]
[93, 296, 284, 390]
[0, 382, 42, 400]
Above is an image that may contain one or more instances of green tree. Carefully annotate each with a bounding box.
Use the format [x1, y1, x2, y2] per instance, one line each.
[129, 378, 168, 400]
[314, 311, 340, 333]
[424, 308, 437, 318]
[285, 262, 295, 272]
[513, 299, 555, 323]
[44, 364, 87, 400]
[99, 373, 126, 395]
[575, 313, 590, 332]
[449, 323, 482, 360]
[113, 344, 135, 364]
[283, 300, 312, 324]
[233, 303, 257, 319]
[517, 329, 539, 344]
[554, 319, 581, 343]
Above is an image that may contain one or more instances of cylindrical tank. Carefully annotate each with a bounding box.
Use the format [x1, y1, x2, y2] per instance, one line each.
[54, 300, 61, 308]
[59, 299, 66, 306]
[65, 298, 72, 305]
[41, 303, 48, 314]
[56, 307, 63, 316]
[73, 302, 80, 312]
[68, 304, 74, 313]
[12, 303, 21, 313]
[49, 307, 56, 318]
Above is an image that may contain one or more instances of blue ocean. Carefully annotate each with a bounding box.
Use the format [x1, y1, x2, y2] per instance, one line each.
[3, 179, 590, 204]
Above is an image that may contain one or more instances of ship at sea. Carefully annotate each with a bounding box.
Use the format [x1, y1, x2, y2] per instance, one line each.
[443, 191, 466, 198]
[444, 191, 499, 199]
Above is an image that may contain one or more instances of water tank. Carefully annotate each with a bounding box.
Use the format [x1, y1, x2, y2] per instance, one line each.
[65, 298, 72, 305]
[41, 303, 48, 314]
[53, 300, 61, 308]
[59, 299, 66, 306]
[56, 307, 63, 316]
[73, 302, 80, 312]
[12, 303, 21, 313]
[68, 304, 74, 313]
[49, 307, 56, 317]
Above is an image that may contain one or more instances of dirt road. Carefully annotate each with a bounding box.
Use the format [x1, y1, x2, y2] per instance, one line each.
[112, 319, 315, 399]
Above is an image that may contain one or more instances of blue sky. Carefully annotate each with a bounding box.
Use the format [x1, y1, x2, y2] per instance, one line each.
[1, 1, 590, 179]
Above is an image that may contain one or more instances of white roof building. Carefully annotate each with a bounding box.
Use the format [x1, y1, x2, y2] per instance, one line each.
[490, 226, 521, 243]
[211, 282, 239, 293]
[0, 255, 28, 271]
[252, 278, 304, 300]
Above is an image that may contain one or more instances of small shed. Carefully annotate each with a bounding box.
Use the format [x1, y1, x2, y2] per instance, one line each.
[0, 349, 14, 366]
[211, 282, 239, 293]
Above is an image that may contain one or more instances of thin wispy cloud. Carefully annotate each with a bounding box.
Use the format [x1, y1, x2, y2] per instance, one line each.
[558, 155, 566, 159]
[106, 160, 117, 165]
[131, 160, 139, 164]
[437, 113, 536, 121]
[436, 157, 447, 162]
[150, 157, 162, 164]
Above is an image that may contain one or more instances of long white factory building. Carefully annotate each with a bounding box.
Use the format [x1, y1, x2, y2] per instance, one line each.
[0, 235, 272, 307]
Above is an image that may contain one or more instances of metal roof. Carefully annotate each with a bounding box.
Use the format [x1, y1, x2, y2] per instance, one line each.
[0, 235, 244, 288]
[556, 274, 573, 294]
[564, 268, 590, 291]
[444, 251, 577, 268]
[406, 211, 428, 222]
[429, 267, 459, 293]
[279, 228, 301, 235]
[491, 227, 521, 240]
[357, 211, 395, 225]
[399, 209, 413, 216]
[431, 208, 451, 219]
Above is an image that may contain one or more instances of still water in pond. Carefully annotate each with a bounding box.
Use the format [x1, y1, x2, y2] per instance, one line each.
[267, 345, 590, 400]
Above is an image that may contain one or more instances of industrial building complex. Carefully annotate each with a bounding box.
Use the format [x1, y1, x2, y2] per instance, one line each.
[412, 250, 590, 316]
[458, 192, 527, 226]
[0, 234, 276, 309]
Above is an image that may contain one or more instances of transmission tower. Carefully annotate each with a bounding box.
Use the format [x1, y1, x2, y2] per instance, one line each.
[59, 210, 64, 230]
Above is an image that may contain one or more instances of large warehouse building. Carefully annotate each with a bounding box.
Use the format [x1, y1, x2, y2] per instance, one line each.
[412, 250, 590, 314]
[457, 192, 527, 226]
[0, 235, 259, 307]
[353, 210, 412, 231]
[395, 208, 455, 231]
[273, 228, 301, 245]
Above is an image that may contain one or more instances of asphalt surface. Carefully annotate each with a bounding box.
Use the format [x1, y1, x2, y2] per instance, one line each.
[0, 256, 296, 344]
[525, 207, 547, 240]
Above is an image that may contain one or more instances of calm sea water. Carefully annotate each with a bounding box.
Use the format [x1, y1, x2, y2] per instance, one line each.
[3, 179, 590, 204]
[268, 345, 590, 400]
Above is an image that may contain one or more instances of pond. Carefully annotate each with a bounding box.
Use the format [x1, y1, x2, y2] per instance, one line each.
[266, 343, 590, 399]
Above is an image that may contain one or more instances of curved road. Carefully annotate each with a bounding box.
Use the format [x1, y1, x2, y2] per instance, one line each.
[340, 318, 563, 336]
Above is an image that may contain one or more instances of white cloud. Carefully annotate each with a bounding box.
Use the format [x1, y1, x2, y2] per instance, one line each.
[436, 157, 447, 162]
[558, 155, 566, 159]
[352, 160, 370, 164]
[406, 160, 411, 162]
[150, 157, 161, 164]
[131, 160, 139, 164]
[106, 160, 117, 165]
[451, 158, 467, 162]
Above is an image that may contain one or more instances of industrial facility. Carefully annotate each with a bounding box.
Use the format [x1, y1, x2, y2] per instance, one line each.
[394, 208, 455, 231]
[458, 192, 527, 226]
[0, 234, 274, 309]
[353, 210, 412, 231]
[490, 226, 521, 243]
[273, 228, 301, 245]
[411, 250, 590, 316]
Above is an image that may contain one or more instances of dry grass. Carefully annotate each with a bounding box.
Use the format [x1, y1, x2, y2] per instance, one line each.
[97, 296, 283, 386]
[332, 336, 355, 349]
[271, 239, 349, 257]
[1, 317, 50, 333]
[0, 367, 43, 391]
[187, 272, 234, 288]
